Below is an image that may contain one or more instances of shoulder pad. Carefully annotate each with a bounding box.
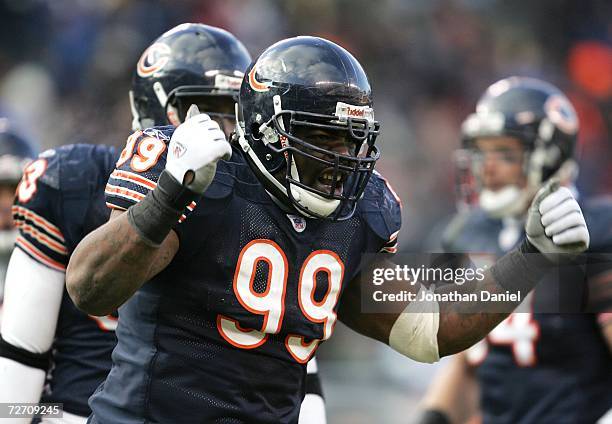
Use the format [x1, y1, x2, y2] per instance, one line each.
[359, 171, 402, 243]
[142, 125, 174, 141]
[106, 127, 174, 211]
[37, 144, 117, 193]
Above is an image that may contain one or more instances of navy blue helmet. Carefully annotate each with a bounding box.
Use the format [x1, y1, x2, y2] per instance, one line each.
[0, 118, 37, 185]
[130, 23, 252, 130]
[456, 77, 579, 216]
[462, 76, 579, 184]
[236, 36, 380, 221]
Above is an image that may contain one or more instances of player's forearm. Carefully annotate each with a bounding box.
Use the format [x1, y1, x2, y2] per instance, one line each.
[344, 241, 555, 362]
[436, 240, 550, 356]
[68, 168, 196, 315]
[66, 213, 166, 315]
[436, 279, 513, 357]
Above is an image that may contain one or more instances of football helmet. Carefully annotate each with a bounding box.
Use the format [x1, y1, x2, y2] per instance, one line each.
[0, 118, 36, 253]
[130, 23, 252, 131]
[458, 77, 579, 217]
[236, 36, 380, 220]
[0, 118, 36, 186]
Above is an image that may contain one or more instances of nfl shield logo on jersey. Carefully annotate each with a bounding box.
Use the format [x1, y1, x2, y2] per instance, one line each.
[287, 214, 306, 233]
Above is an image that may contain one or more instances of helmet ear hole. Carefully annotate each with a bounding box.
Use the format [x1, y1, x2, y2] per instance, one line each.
[250, 122, 262, 140]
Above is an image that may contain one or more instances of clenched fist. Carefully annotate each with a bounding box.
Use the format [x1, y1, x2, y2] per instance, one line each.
[166, 105, 232, 194]
[525, 179, 589, 260]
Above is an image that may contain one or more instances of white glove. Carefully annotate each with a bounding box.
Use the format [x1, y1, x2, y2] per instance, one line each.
[525, 179, 589, 259]
[166, 105, 232, 194]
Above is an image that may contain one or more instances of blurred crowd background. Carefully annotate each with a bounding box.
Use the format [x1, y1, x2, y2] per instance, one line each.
[1, 0, 610, 422]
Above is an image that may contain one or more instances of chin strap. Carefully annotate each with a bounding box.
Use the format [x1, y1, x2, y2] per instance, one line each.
[235, 104, 288, 197]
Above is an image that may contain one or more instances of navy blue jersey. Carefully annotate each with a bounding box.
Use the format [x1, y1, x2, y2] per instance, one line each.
[95, 126, 401, 423]
[443, 200, 612, 424]
[11, 144, 118, 417]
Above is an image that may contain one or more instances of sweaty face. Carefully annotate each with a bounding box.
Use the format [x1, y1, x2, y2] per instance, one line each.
[289, 127, 356, 197]
[473, 136, 526, 191]
[0, 183, 16, 230]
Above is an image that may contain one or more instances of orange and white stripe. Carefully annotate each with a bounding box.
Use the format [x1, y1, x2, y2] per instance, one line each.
[380, 242, 398, 254]
[12, 205, 65, 243]
[104, 183, 145, 203]
[16, 235, 66, 272]
[380, 229, 399, 254]
[105, 185, 192, 224]
[110, 169, 156, 190]
[14, 220, 67, 255]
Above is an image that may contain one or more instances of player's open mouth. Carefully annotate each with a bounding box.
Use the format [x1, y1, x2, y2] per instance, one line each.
[315, 168, 347, 196]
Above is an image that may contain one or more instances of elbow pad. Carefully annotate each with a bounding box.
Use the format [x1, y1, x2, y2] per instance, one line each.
[388, 285, 440, 363]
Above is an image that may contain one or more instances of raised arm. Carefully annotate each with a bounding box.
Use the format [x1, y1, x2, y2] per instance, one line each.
[339, 181, 590, 362]
[66, 209, 179, 316]
[67, 108, 231, 315]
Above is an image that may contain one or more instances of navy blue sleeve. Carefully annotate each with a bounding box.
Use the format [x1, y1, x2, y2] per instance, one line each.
[359, 170, 402, 254]
[12, 144, 119, 270]
[12, 151, 68, 271]
[104, 126, 196, 223]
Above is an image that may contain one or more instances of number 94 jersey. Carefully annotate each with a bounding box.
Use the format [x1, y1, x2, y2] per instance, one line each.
[97, 126, 401, 423]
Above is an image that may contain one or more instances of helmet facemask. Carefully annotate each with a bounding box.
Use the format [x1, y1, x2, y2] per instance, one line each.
[251, 96, 380, 220]
[457, 141, 532, 218]
[457, 116, 577, 218]
[166, 86, 238, 136]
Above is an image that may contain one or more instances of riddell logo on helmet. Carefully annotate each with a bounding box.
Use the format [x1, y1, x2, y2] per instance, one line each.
[334, 102, 374, 123]
[347, 107, 365, 117]
[137, 43, 171, 78]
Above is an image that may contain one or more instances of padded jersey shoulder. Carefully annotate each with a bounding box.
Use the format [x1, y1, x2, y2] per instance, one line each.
[358, 170, 402, 249]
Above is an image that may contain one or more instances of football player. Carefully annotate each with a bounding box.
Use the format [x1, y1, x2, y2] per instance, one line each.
[67, 37, 589, 423]
[0, 119, 36, 323]
[418, 77, 612, 424]
[0, 24, 344, 424]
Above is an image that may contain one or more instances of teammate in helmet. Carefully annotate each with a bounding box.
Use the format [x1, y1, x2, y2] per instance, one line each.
[0, 119, 36, 323]
[129, 22, 251, 138]
[418, 77, 612, 424]
[459, 76, 578, 218]
[67, 37, 588, 423]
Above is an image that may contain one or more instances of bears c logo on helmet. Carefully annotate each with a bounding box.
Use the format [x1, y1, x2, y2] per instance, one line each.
[137, 43, 171, 78]
[544, 94, 579, 135]
[248, 65, 271, 92]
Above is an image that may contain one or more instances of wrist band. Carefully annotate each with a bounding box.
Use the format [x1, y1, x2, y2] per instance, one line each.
[490, 239, 553, 295]
[127, 170, 198, 246]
